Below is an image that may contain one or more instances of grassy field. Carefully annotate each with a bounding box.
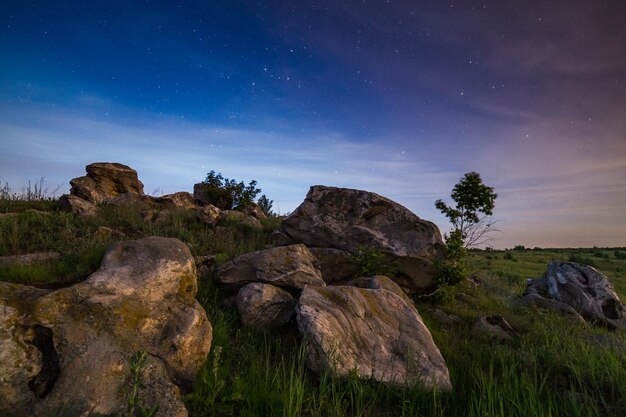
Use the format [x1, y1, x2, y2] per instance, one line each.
[1, 194, 625, 417]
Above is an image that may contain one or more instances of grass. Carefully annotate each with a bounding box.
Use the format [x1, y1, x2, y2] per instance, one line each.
[1, 192, 625, 416]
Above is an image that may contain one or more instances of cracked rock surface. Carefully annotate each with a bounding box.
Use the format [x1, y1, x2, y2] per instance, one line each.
[0, 237, 212, 417]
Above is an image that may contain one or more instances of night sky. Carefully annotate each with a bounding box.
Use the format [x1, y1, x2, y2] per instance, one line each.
[1, 1, 625, 248]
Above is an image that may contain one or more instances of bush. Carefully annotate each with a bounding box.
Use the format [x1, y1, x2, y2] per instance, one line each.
[568, 253, 598, 268]
[435, 229, 466, 287]
[256, 194, 274, 216]
[614, 251, 626, 260]
[351, 245, 397, 278]
[199, 171, 262, 210]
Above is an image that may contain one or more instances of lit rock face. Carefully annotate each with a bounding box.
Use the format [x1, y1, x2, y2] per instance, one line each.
[524, 261, 625, 329]
[296, 285, 452, 390]
[280, 186, 444, 292]
[216, 244, 325, 290]
[0, 237, 212, 417]
[70, 162, 144, 204]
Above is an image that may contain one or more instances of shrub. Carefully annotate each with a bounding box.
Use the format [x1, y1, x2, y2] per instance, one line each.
[199, 171, 261, 210]
[256, 194, 274, 216]
[435, 229, 466, 287]
[351, 245, 397, 278]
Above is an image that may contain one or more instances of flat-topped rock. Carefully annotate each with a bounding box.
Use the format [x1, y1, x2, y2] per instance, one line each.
[70, 162, 144, 204]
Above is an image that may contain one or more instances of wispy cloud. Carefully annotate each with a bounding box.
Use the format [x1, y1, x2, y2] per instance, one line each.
[0, 102, 455, 217]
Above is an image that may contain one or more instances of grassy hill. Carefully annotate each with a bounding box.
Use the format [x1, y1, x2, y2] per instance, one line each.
[1, 195, 625, 417]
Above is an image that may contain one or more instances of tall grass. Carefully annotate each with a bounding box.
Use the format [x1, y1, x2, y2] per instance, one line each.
[187, 272, 626, 417]
[2, 193, 626, 416]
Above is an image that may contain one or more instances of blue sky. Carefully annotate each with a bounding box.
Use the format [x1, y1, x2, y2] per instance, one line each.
[1, 1, 625, 248]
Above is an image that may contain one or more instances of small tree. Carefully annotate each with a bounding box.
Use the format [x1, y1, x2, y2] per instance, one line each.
[434, 172, 497, 290]
[256, 194, 275, 216]
[435, 171, 497, 248]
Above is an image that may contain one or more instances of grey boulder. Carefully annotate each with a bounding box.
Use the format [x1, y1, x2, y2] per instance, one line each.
[296, 285, 451, 390]
[524, 261, 625, 328]
[280, 186, 444, 292]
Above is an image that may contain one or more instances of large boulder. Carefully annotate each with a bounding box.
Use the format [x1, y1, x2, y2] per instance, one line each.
[524, 261, 625, 328]
[0, 237, 212, 417]
[70, 162, 144, 204]
[237, 282, 296, 328]
[216, 244, 325, 290]
[296, 285, 451, 390]
[280, 186, 444, 292]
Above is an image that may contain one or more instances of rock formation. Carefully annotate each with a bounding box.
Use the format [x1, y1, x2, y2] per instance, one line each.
[216, 244, 325, 290]
[279, 185, 444, 292]
[69, 162, 144, 204]
[523, 261, 625, 329]
[0, 237, 212, 417]
[296, 285, 451, 390]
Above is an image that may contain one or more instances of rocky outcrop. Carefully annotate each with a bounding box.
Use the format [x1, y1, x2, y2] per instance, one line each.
[524, 261, 625, 328]
[58, 194, 99, 217]
[216, 244, 325, 290]
[280, 186, 444, 292]
[0, 237, 212, 417]
[237, 283, 296, 328]
[296, 285, 451, 390]
[70, 162, 144, 204]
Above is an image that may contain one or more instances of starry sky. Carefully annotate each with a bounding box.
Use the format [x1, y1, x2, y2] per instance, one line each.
[1, 0, 625, 248]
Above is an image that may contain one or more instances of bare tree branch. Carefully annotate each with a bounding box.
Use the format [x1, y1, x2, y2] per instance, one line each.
[462, 216, 501, 248]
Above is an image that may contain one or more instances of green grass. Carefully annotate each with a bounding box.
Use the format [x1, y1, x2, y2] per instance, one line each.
[2, 197, 626, 416]
[469, 249, 626, 300]
[186, 272, 626, 417]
